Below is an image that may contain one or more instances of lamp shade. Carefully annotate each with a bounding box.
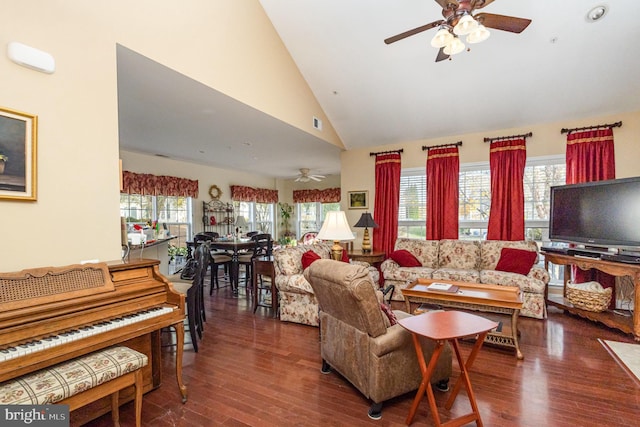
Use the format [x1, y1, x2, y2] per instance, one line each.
[354, 212, 379, 229]
[453, 13, 478, 36]
[443, 37, 465, 55]
[235, 215, 248, 228]
[466, 25, 490, 44]
[316, 211, 354, 241]
[430, 27, 453, 48]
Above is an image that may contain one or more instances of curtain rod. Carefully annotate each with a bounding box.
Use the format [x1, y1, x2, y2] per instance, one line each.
[483, 132, 532, 143]
[560, 121, 622, 134]
[369, 148, 404, 156]
[422, 141, 462, 151]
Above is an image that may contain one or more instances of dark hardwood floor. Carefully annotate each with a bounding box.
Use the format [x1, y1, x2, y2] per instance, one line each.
[87, 279, 639, 426]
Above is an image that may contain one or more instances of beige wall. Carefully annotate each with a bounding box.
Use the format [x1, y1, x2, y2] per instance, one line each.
[341, 110, 640, 249]
[0, 0, 338, 270]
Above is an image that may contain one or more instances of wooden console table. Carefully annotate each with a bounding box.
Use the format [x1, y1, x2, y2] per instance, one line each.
[542, 251, 640, 340]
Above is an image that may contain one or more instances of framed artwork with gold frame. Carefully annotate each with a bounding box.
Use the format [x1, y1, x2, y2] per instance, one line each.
[0, 106, 37, 201]
[348, 190, 368, 209]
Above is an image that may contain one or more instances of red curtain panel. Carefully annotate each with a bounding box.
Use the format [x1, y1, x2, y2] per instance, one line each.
[373, 153, 401, 256]
[426, 146, 459, 240]
[566, 128, 616, 302]
[486, 138, 526, 241]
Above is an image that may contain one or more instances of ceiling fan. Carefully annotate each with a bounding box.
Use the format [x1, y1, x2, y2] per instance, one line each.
[384, 0, 531, 62]
[295, 168, 326, 182]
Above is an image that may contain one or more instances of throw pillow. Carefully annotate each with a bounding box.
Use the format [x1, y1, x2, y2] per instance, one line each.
[301, 250, 321, 270]
[495, 248, 537, 275]
[390, 249, 422, 267]
[380, 303, 397, 326]
[341, 248, 350, 263]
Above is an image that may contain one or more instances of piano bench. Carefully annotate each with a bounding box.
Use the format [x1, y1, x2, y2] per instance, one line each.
[0, 346, 148, 427]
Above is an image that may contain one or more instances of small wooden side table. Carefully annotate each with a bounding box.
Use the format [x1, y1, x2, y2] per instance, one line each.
[398, 311, 498, 427]
[347, 250, 385, 267]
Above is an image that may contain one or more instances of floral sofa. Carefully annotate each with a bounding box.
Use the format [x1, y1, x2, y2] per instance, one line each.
[381, 238, 549, 319]
[274, 242, 380, 326]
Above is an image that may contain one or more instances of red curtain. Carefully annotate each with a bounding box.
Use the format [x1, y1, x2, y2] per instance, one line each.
[566, 128, 616, 303]
[230, 185, 279, 203]
[373, 153, 401, 256]
[122, 171, 199, 198]
[486, 138, 526, 241]
[426, 146, 459, 240]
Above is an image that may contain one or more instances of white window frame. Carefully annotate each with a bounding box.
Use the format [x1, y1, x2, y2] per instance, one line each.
[233, 201, 275, 235]
[297, 202, 340, 236]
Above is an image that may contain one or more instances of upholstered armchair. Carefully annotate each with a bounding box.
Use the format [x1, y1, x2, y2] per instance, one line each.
[304, 259, 452, 420]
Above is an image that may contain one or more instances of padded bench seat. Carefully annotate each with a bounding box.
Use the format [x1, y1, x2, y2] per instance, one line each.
[0, 346, 148, 427]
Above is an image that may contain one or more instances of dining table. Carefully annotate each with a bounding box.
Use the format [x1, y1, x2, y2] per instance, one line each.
[209, 238, 256, 295]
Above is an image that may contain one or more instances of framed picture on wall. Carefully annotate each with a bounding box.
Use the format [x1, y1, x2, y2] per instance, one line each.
[348, 190, 368, 209]
[0, 106, 37, 201]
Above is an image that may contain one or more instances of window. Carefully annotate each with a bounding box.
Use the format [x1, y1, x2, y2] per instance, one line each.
[233, 201, 275, 234]
[120, 194, 192, 249]
[298, 202, 340, 235]
[398, 155, 566, 242]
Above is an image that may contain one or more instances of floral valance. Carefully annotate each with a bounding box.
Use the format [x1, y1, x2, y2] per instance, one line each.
[293, 188, 341, 203]
[122, 171, 199, 198]
[230, 185, 279, 203]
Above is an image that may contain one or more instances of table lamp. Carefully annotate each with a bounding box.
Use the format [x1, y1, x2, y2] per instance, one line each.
[316, 211, 355, 261]
[354, 212, 379, 253]
[235, 215, 248, 237]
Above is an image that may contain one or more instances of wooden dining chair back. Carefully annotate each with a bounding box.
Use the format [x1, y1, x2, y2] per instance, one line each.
[238, 233, 272, 288]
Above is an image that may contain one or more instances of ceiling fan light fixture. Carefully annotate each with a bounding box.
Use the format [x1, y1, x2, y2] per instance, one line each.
[466, 25, 490, 44]
[443, 37, 465, 55]
[430, 27, 453, 48]
[453, 13, 478, 36]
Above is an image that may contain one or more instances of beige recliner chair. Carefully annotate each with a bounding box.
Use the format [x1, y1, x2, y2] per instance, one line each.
[304, 259, 452, 420]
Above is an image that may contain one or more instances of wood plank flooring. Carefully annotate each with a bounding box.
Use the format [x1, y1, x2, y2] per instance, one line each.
[86, 280, 639, 426]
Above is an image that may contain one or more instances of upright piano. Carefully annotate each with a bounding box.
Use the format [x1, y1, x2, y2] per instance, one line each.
[0, 258, 186, 424]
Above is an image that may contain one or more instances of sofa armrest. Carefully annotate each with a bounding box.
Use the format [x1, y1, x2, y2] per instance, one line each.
[380, 259, 399, 275]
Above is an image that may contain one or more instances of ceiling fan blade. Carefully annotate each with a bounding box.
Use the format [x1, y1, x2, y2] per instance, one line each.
[472, 0, 496, 10]
[474, 13, 532, 33]
[309, 176, 322, 182]
[434, 0, 459, 10]
[435, 47, 450, 62]
[384, 20, 444, 45]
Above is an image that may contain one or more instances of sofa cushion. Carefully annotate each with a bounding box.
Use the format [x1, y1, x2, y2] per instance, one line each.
[341, 248, 350, 263]
[432, 268, 480, 283]
[495, 248, 537, 275]
[390, 249, 422, 267]
[394, 238, 439, 268]
[438, 240, 480, 270]
[302, 250, 321, 270]
[479, 240, 538, 270]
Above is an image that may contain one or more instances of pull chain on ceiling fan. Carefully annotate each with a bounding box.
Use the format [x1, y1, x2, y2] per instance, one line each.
[384, 0, 531, 62]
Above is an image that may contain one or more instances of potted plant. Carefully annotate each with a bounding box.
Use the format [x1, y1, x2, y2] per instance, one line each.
[278, 202, 294, 237]
[0, 154, 7, 174]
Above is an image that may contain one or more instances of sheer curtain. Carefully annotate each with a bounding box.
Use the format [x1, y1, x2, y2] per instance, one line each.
[426, 146, 459, 240]
[566, 128, 616, 303]
[486, 138, 526, 241]
[373, 153, 401, 256]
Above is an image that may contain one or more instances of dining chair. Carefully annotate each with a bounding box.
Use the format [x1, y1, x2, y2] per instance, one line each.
[238, 233, 272, 289]
[194, 232, 232, 293]
[166, 241, 209, 352]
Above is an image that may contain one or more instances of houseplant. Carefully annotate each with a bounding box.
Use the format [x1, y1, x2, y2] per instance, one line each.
[278, 202, 294, 238]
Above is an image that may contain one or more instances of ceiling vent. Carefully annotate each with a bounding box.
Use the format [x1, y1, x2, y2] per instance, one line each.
[312, 116, 323, 130]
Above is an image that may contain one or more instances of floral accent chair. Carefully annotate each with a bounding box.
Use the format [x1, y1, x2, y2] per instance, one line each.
[274, 242, 380, 326]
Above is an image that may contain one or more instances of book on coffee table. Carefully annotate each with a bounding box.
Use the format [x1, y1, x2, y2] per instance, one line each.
[426, 282, 459, 293]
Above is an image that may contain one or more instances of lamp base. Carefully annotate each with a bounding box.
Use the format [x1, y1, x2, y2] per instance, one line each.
[330, 241, 343, 261]
[361, 227, 372, 253]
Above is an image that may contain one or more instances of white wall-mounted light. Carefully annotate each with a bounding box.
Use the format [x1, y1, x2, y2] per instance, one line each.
[586, 5, 608, 23]
[7, 42, 55, 74]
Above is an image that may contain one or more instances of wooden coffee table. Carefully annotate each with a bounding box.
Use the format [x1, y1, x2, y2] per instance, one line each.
[402, 278, 524, 360]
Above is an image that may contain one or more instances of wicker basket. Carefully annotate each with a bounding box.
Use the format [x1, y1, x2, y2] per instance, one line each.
[566, 281, 612, 312]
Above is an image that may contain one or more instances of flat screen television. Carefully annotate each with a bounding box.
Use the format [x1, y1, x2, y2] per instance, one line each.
[549, 176, 640, 250]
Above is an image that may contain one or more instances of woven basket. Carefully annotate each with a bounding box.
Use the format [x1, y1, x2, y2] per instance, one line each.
[566, 282, 612, 312]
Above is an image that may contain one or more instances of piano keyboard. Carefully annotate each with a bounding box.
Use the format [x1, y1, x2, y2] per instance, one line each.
[0, 306, 175, 362]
